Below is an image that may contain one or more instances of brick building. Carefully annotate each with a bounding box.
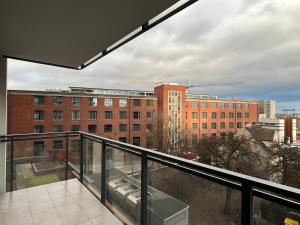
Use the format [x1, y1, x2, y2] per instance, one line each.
[8, 84, 259, 152]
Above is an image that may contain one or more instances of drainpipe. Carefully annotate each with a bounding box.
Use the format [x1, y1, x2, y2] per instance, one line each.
[0, 56, 7, 194]
[129, 96, 131, 144]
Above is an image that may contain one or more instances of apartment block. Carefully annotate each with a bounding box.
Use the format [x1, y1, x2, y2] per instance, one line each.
[8, 84, 259, 150]
[259, 100, 276, 119]
[259, 118, 297, 143]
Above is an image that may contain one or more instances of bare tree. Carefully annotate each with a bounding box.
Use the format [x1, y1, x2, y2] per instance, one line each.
[196, 133, 262, 214]
[268, 143, 300, 188]
[146, 114, 188, 153]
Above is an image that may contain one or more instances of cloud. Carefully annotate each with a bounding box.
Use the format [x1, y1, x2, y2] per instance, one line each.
[7, 0, 300, 112]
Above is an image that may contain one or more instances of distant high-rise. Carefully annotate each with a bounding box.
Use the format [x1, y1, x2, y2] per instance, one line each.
[259, 100, 276, 119]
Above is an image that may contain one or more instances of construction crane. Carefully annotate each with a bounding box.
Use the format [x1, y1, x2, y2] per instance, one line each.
[153, 80, 244, 89]
[185, 81, 244, 89]
[282, 109, 296, 116]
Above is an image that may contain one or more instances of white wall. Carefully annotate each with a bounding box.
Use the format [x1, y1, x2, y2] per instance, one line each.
[0, 57, 7, 193]
[259, 118, 285, 143]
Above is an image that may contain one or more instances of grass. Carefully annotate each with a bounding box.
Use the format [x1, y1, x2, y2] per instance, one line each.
[23, 174, 60, 188]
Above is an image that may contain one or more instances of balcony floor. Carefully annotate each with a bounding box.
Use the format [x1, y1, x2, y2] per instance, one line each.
[0, 179, 122, 225]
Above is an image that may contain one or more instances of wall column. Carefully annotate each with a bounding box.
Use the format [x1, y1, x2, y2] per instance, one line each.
[0, 56, 7, 193]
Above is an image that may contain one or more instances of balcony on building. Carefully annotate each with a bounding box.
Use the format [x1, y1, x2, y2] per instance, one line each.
[0, 1, 300, 225]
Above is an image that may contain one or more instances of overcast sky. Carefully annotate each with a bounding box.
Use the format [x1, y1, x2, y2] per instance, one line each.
[7, 0, 300, 113]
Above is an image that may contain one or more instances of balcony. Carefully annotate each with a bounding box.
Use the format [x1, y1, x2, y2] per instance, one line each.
[0, 179, 121, 225]
[0, 131, 299, 225]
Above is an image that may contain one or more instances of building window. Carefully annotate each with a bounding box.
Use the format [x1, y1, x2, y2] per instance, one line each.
[88, 111, 97, 120]
[211, 123, 217, 129]
[53, 140, 63, 150]
[202, 123, 207, 129]
[53, 125, 63, 132]
[237, 122, 242, 129]
[220, 112, 226, 119]
[104, 98, 113, 107]
[202, 101, 207, 109]
[33, 110, 44, 120]
[211, 102, 217, 109]
[192, 112, 198, 119]
[202, 112, 207, 119]
[53, 96, 63, 105]
[71, 125, 80, 131]
[104, 124, 113, 133]
[133, 124, 141, 131]
[34, 126, 44, 133]
[133, 99, 141, 107]
[119, 137, 127, 143]
[237, 103, 242, 109]
[229, 102, 235, 109]
[146, 100, 153, 107]
[146, 136, 153, 148]
[33, 141, 44, 156]
[245, 112, 250, 119]
[229, 112, 234, 119]
[221, 102, 226, 109]
[88, 98, 97, 106]
[245, 103, 249, 110]
[211, 112, 217, 119]
[34, 96, 45, 105]
[146, 124, 153, 131]
[71, 140, 80, 154]
[119, 99, 127, 107]
[119, 111, 127, 119]
[119, 124, 127, 132]
[72, 97, 80, 106]
[220, 122, 226, 129]
[229, 122, 235, 129]
[104, 111, 113, 119]
[133, 137, 141, 146]
[72, 111, 80, 120]
[192, 101, 198, 109]
[192, 135, 197, 146]
[192, 123, 198, 129]
[237, 113, 242, 119]
[146, 112, 152, 119]
[53, 110, 63, 120]
[88, 125, 97, 133]
[133, 112, 140, 119]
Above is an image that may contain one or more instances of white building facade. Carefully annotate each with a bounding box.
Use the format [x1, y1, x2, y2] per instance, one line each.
[259, 100, 276, 119]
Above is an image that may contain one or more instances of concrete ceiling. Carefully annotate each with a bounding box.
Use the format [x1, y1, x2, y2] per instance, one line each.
[0, 0, 179, 69]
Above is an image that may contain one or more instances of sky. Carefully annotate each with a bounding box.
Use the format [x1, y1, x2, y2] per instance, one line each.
[7, 0, 300, 113]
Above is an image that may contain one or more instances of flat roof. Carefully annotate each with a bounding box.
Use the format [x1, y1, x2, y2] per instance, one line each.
[0, 0, 197, 69]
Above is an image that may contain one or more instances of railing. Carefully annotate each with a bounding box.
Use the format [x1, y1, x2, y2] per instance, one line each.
[1, 131, 300, 225]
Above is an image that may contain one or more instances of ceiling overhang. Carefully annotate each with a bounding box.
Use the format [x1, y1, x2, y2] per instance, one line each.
[0, 0, 198, 69]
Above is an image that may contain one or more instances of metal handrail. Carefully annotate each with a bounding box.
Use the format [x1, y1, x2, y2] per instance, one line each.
[1, 131, 300, 225]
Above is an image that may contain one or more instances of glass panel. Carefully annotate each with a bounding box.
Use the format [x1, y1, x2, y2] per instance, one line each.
[147, 161, 241, 225]
[105, 146, 141, 225]
[68, 136, 81, 176]
[82, 138, 102, 197]
[254, 197, 300, 225]
[7, 136, 75, 191]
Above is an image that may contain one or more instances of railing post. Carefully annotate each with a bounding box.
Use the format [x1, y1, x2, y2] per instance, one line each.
[10, 139, 14, 192]
[101, 141, 106, 205]
[65, 133, 69, 180]
[79, 134, 84, 183]
[241, 182, 253, 225]
[141, 152, 148, 225]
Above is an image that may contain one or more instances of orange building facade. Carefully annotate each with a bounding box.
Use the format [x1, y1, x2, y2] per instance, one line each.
[8, 84, 259, 150]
